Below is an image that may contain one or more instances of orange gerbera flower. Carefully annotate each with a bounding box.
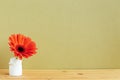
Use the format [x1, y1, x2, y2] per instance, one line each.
[8, 34, 37, 60]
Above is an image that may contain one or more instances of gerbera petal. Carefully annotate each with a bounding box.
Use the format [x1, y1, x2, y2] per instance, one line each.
[22, 53, 30, 58]
[9, 35, 16, 45]
[26, 41, 36, 49]
[11, 34, 18, 44]
[16, 53, 23, 60]
[17, 34, 25, 45]
[24, 37, 32, 47]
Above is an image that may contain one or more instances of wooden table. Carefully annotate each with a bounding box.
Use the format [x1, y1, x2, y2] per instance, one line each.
[0, 69, 120, 80]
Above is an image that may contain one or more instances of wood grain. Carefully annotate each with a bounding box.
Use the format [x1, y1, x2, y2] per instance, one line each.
[0, 69, 120, 80]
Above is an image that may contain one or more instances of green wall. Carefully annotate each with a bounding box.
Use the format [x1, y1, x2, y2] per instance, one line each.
[0, 0, 120, 69]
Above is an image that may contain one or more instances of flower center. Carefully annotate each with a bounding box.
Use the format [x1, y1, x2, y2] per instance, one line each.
[17, 46, 25, 53]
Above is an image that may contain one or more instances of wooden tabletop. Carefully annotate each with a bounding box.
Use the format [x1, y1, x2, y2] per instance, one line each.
[0, 69, 120, 80]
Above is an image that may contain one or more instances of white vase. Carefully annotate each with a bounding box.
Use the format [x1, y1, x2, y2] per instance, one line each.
[9, 57, 22, 76]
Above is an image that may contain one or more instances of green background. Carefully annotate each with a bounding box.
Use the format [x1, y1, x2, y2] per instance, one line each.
[0, 0, 120, 69]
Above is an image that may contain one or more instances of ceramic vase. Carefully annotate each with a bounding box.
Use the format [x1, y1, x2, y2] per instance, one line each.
[9, 57, 22, 76]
